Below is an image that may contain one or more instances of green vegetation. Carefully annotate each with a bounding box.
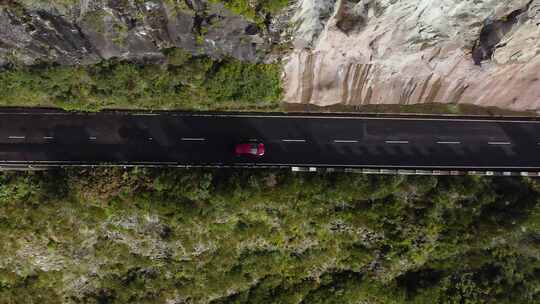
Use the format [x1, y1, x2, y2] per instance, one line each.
[0, 49, 282, 111]
[208, 0, 289, 25]
[0, 169, 539, 303]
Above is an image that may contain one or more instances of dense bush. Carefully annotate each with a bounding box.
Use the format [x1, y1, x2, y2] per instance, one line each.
[208, 0, 289, 25]
[0, 169, 539, 303]
[0, 49, 282, 111]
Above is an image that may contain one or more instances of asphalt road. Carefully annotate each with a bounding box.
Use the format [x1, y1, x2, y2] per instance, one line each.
[1, 110, 540, 170]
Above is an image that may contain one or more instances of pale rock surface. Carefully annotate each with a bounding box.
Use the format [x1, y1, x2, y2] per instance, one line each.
[284, 0, 540, 112]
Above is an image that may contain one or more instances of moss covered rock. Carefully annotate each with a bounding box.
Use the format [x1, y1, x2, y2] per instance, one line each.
[0, 0, 290, 67]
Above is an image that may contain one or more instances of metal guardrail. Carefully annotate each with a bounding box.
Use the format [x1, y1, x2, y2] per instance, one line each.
[291, 167, 540, 177]
[1, 163, 539, 177]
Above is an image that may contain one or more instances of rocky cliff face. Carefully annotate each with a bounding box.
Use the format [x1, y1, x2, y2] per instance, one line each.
[284, 0, 540, 112]
[2, 0, 540, 113]
[0, 0, 282, 66]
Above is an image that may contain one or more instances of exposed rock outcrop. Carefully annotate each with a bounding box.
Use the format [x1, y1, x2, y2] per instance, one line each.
[284, 0, 540, 112]
[0, 0, 276, 66]
[2, 0, 540, 113]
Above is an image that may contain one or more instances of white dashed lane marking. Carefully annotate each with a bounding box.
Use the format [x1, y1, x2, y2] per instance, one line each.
[437, 141, 461, 145]
[181, 138, 206, 141]
[0, 133, 523, 150]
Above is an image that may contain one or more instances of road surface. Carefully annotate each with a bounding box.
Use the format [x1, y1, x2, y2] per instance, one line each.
[0, 110, 540, 171]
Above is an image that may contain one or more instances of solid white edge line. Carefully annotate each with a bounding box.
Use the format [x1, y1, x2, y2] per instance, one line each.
[182, 114, 540, 124]
[0, 161, 180, 165]
[2, 160, 540, 170]
[252, 163, 540, 169]
[132, 113, 159, 116]
[3, 112, 540, 124]
[131, 162, 178, 165]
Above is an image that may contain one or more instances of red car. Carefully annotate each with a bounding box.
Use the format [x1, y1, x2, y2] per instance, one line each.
[235, 142, 265, 157]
